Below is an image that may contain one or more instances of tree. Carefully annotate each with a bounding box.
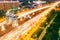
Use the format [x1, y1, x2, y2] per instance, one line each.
[0, 10, 6, 17]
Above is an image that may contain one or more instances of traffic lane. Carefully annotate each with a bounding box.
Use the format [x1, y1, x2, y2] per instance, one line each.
[0, 1, 59, 37]
[6, 2, 60, 40]
[18, 6, 50, 18]
[0, 8, 35, 36]
[17, 7, 50, 25]
[0, 6, 49, 37]
[0, 0, 58, 37]
[0, 7, 51, 40]
[0, 8, 48, 35]
[0, 24, 15, 36]
[10, 3, 60, 39]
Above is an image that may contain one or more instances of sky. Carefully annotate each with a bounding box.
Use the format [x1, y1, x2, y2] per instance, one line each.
[41, 0, 59, 3]
[18, 0, 59, 2]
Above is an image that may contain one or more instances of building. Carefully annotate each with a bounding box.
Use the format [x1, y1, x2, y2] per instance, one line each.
[0, 0, 19, 10]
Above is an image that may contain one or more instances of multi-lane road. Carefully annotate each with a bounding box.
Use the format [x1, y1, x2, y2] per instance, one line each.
[0, 5, 49, 36]
[0, 1, 60, 40]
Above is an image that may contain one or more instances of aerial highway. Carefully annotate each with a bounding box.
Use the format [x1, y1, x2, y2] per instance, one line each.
[0, 5, 49, 36]
[0, 1, 60, 40]
[19, 2, 60, 40]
